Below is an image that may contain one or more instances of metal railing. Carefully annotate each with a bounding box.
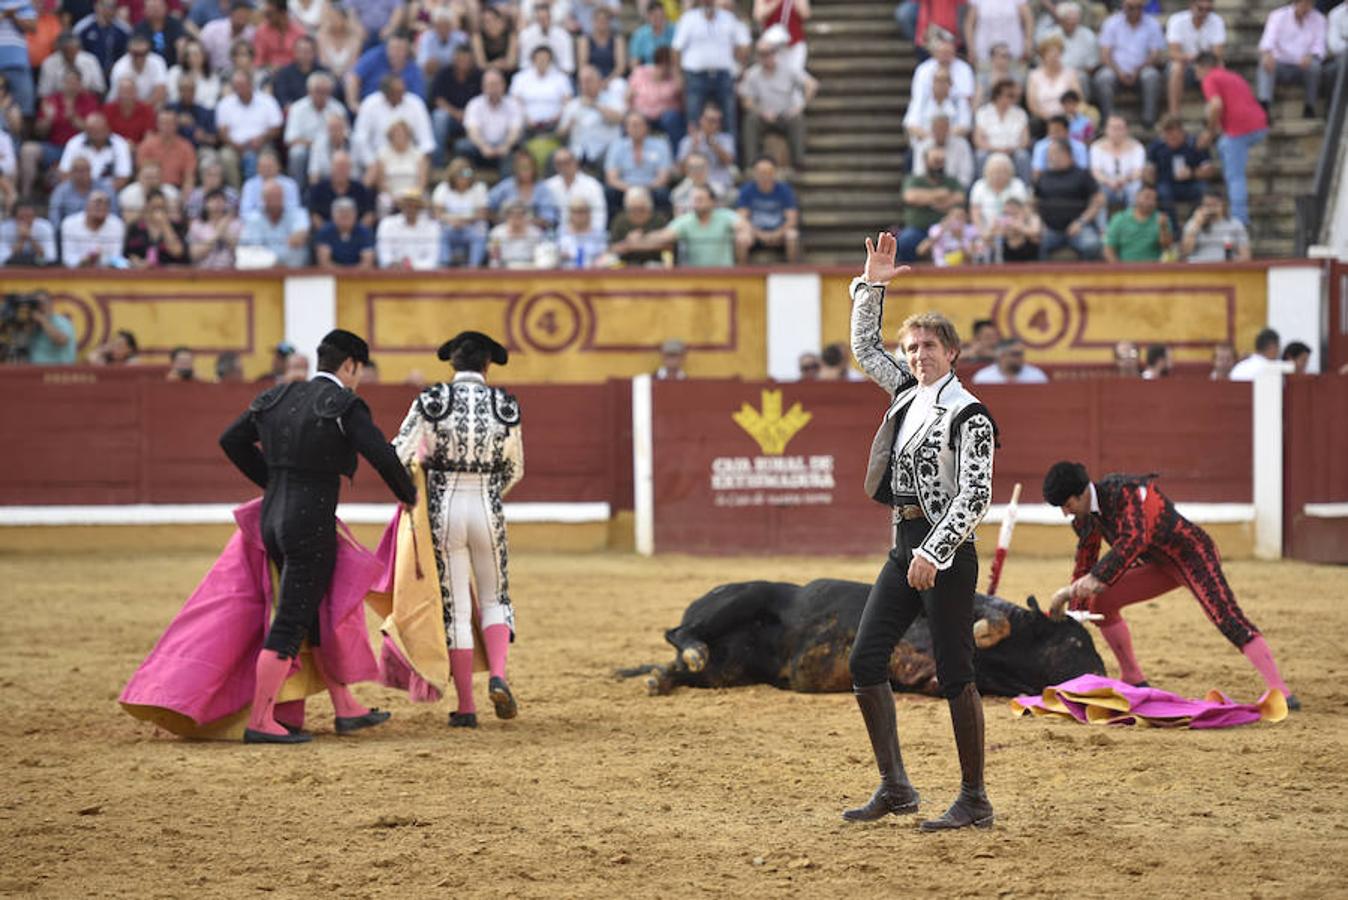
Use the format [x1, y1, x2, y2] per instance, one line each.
[1295, 57, 1348, 255]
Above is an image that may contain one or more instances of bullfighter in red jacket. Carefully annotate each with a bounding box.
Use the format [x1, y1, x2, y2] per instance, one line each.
[1042, 461, 1298, 709]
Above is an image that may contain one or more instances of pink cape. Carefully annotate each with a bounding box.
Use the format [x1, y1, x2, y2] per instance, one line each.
[118, 498, 383, 735]
[1010, 674, 1288, 729]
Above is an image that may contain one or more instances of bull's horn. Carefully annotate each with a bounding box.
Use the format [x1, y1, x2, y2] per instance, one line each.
[973, 615, 1011, 649]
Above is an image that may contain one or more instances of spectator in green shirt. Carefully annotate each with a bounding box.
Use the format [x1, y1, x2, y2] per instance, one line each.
[647, 185, 747, 266]
[1103, 185, 1173, 262]
[897, 145, 967, 261]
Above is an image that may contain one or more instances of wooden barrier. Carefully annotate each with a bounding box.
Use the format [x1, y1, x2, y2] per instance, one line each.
[1283, 374, 1348, 563]
[0, 378, 633, 509]
[648, 380, 1254, 556]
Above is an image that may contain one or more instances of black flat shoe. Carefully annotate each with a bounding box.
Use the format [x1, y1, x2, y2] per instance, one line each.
[1285, 694, 1302, 711]
[448, 711, 478, 728]
[243, 727, 313, 744]
[488, 676, 518, 720]
[334, 708, 391, 735]
[279, 723, 312, 738]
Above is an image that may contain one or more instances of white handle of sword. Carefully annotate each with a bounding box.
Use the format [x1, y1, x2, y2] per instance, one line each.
[996, 482, 1023, 548]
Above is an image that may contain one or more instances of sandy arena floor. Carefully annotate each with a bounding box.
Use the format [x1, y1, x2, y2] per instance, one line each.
[1, 544, 1346, 899]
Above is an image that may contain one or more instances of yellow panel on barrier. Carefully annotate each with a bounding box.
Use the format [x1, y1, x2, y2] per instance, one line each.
[2, 274, 287, 380]
[819, 267, 1268, 365]
[336, 274, 767, 383]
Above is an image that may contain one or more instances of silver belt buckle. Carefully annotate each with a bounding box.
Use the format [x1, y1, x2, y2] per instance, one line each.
[896, 504, 924, 522]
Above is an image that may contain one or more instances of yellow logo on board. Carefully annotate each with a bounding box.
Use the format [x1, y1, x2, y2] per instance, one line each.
[732, 389, 813, 456]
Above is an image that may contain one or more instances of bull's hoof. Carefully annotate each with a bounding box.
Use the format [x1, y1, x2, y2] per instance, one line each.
[680, 641, 709, 673]
[841, 784, 920, 822]
[918, 793, 994, 832]
[644, 666, 671, 696]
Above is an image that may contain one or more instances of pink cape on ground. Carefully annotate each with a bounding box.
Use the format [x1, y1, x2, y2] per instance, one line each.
[118, 498, 384, 737]
[1010, 674, 1288, 729]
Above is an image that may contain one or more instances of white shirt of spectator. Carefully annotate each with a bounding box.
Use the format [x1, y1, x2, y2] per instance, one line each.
[215, 90, 285, 148]
[352, 91, 435, 170]
[911, 56, 977, 104]
[911, 134, 976, 187]
[60, 211, 127, 267]
[1089, 139, 1145, 183]
[518, 0, 574, 28]
[969, 176, 1030, 226]
[59, 132, 134, 180]
[118, 181, 182, 218]
[285, 95, 348, 148]
[739, 61, 809, 119]
[1166, 9, 1227, 57]
[166, 66, 222, 107]
[905, 91, 972, 135]
[510, 64, 575, 126]
[672, 7, 751, 74]
[543, 170, 608, 230]
[971, 362, 1050, 384]
[1228, 353, 1275, 381]
[0, 131, 14, 179]
[463, 94, 524, 150]
[1045, 24, 1100, 72]
[38, 50, 107, 96]
[376, 212, 441, 269]
[518, 23, 578, 74]
[974, 103, 1028, 148]
[969, 0, 1030, 64]
[558, 82, 626, 162]
[1328, 3, 1348, 57]
[107, 52, 169, 101]
[432, 180, 489, 220]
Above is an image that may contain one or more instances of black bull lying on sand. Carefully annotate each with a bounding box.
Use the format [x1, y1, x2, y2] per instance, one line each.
[618, 580, 1105, 697]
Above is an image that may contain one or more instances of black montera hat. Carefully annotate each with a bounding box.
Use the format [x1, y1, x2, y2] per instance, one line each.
[437, 331, 508, 365]
[320, 329, 370, 365]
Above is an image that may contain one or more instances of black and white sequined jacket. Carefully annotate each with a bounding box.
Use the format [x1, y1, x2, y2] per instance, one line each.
[849, 277, 996, 569]
[392, 371, 524, 495]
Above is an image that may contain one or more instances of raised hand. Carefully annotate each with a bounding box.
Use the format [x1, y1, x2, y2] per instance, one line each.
[862, 231, 910, 285]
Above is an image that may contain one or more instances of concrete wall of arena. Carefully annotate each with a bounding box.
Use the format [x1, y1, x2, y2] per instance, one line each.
[2, 260, 1336, 383]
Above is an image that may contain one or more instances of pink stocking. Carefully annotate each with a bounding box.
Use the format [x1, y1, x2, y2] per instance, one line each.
[247, 650, 294, 735]
[273, 700, 306, 730]
[1241, 635, 1290, 695]
[483, 624, 511, 680]
[1098, 620, 1147, 685]
[450, 649, 476, 713]
[310, 647, 369, 719]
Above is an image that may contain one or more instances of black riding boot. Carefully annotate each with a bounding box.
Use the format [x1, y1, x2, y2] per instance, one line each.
[842, 682, 920, 821]
[920, 682, 994, 831]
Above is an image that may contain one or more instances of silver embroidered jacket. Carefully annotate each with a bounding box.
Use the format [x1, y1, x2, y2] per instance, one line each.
[392, 373, 524, 496]
[849, 277, 996, 568]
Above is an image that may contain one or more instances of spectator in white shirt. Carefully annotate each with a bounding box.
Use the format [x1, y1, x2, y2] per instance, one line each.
[38, 31, 106, 97]
[215, 69, 284, 186]
[510, 45, 574, 135]
[1094, 0, 1167, 127]
[1329, 2, 1348, 68]
[459, 68, 525, 171]
[117, 162, 182, 224]
[968, 151, 1030, 235]
[911, 33, 977, 105]
[1090, 113, 1146, 209]
[737, 30, 818, 167]
[284, 71, 347, 185]
[60, 190, 126, 267]
[911, 113, 977, 188]
[1228, 328, 1281, 381]
[433, 158, 490, 266]
[672, 0, 752, 136]
[377, 187, 441, 269]
[1166, 0, 1226, 118]
[972, 338, 1050, 384]
[904, 65, 972, 143]
[351, 73, 435, 170]
[973, 78, 1031, 183]
[59, 113, 134, 189]
[558, 64, 625, 168]
[556, 195, 610, 267]
[1044, 2, 1099, 99]
[676, 103, 738, 193]
[518, 4, 576, 75]
[107, 34, 168, 106]
[543, 146, 608, 230]
[488, 199, 549, 268]
[1257, 0, 1327, 117]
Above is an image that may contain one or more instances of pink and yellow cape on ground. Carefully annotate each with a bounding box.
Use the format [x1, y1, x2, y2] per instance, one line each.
[119, 464, 477, 739]
[1011, 674, 1288, 729]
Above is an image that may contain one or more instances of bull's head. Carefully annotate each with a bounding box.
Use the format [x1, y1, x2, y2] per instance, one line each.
[971, 595, 1106, 695]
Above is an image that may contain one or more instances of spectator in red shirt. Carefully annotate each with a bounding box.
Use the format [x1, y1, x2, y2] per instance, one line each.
[138, 106, 197, 192]
[1194, 51, 1267, 226]
[19, 69, 100, 196]
[103, 75, 156, 143]
[253, 0, 307, 73]
[898, 0, 967, 60]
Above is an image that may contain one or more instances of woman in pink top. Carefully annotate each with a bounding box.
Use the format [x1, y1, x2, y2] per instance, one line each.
[628, 45, 686, 149]
[1026, 35, 1083, 120]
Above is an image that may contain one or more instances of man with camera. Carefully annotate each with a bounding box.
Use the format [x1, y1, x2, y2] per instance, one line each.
[0, 291, 76, 364]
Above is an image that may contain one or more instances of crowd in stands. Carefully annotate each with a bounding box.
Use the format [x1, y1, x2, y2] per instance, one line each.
[890, 0, 1343, 265]
[0, 0, 818, 270]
